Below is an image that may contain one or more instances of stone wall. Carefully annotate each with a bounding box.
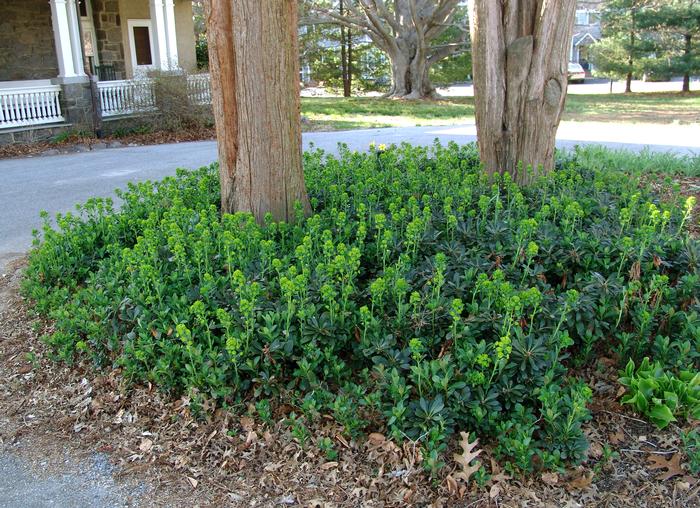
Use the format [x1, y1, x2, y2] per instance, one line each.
[0, 0, 59, 81]
[0, 124, 70, 146]
[93, 0, 127, 79]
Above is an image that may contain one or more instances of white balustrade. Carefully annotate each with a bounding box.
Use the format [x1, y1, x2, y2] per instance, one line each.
[97, 74, 211, 119]
[97, 79, 157, 117]
[0, 81, 64, 129]
[187, 73, 212, 105]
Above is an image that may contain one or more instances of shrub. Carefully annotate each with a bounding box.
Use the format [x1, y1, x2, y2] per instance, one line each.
[126, 71, 213, 134]
[23, 142, 700, 474]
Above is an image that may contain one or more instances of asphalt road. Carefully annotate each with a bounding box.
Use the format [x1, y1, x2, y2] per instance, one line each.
[1, 122, 699, 269]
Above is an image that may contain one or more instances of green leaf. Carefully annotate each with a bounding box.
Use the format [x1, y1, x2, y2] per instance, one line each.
[638, 378, 656, 399]
[649, 404, 676, 429]
[664, 391, 679, 412]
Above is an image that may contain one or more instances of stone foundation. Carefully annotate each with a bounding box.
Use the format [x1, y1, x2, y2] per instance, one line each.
[0, 124, 72, 146]
[61, 82, 96, 130]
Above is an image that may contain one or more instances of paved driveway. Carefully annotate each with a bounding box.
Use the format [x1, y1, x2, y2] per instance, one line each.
[1, 122, 699, 268]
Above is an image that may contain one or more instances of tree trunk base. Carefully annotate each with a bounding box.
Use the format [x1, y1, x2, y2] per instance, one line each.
[383, 90, 440, 100]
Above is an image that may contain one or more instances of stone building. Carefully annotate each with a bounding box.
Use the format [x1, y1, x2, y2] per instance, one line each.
[572, 0, 604, 71]
[0, 0, 199, 145]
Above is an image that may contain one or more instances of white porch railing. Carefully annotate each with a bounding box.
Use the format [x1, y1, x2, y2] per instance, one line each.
[97, 74, 212, 118]
[97, 79, 157, 117]
[0, 81, 64, 129]
[187, 74, 212, 105]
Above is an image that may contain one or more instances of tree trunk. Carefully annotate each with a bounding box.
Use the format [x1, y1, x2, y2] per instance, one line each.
[347, 30, 353, 95]
[340, 25, 350, 97]
[340, 0, 351, 97]
[206, 0, 310, 222]
[682, 34, 692, 93]
[469, 0, 577, 184]
[625, 71, 633, 93]
[627, 13, 635, 94]
[386, 50, 436, 99]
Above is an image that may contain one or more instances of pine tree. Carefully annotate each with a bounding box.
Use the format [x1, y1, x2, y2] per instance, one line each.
[590, 0, 655, 93]
[638, 0, 700, 92]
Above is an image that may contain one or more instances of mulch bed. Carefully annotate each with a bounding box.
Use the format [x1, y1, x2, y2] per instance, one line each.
[1, 256, 698, 507]
[0, 128, 216, 161]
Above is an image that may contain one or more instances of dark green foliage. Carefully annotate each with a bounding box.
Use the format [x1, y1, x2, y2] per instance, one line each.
[681, 427, 700, 474]
[637, 0, 700, 89]
[23, 142, 699, 473]
[195, 36, 209, 69]
[590, 0, 656, 86]
[299, 21, 391, 93]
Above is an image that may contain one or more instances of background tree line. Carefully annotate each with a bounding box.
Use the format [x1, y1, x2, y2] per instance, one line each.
[195, 1, 697, 97]
[591, 0, 699, 93]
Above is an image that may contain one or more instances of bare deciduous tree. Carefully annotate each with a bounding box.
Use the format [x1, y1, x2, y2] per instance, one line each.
[469, 0, 577, 184]
[305, 0, 468, 99]
[206, 0, 311, 222]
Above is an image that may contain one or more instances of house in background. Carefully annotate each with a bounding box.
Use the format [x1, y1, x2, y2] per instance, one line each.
[572, 0, 603, 72]
[0, 0, 200, 145]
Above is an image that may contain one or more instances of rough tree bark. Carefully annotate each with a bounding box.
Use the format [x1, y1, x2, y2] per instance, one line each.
[308, 0, 467, 99]
[206, 0, 311, 222]
[469, 0, 577, 184]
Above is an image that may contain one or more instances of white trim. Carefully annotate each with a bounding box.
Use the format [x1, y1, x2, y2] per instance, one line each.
[80, 0, 99, 66]
[163, 0, 179, 68]
[66, 0, 86, 78]
[127, 19, 156, 75]
[50, 0, 78, 79]
[574, 32, 598, 47]
[149, 0, 169, 70]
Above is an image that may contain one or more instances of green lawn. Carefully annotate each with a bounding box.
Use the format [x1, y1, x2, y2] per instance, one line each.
[300, 91, 700, 130]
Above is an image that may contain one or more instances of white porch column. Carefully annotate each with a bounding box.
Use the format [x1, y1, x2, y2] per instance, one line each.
[50, 0, 78, 80]
[163, 0, 179, 67]
[66, 0, 87, 78]
[150, 0, 173, 70]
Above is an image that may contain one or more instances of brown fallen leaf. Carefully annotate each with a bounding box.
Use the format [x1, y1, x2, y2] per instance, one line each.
[368, 432, 385, 445]
[648, 453, 684, 481]
[541, 472, 559, 486]
[588, 441, 604, 459]
[609, 429, 625, 445]
[566, 468, 593, 490]
[139, 438, 153, 453]
[444, 475, 460, 497]
[240, 415, 254, 432]
[453, 432, 482, 485]
[244, 430, 258, 447]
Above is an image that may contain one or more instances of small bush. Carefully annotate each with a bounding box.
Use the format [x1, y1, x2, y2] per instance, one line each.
[127, 71, 213, 134]
[619, 357, 700, 428]
[23, 142, 699, 473]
